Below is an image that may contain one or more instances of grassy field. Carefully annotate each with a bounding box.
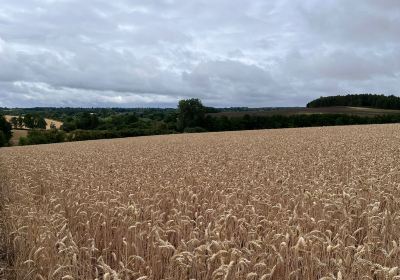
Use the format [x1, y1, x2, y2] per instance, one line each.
[210, 106, 400, 117]
[1, 124, 400, 279]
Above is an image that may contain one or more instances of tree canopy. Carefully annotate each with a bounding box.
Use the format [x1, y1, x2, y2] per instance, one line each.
[0, 115, 12, 146]
[307, 94, 400, 110]
[177, 98, 206, 131]
[22, 114, 47, 129]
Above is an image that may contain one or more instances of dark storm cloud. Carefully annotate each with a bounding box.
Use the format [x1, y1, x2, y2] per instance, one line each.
[0, 0, 399, 107]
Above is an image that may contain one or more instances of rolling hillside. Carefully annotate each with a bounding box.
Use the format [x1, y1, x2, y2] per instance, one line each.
[1, 124, 400, 279]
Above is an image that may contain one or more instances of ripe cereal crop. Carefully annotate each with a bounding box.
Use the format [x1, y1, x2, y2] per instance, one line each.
[1, 124, 400, 279]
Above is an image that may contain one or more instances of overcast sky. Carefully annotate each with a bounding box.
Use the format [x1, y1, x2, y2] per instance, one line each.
[0, 0, 399, 108]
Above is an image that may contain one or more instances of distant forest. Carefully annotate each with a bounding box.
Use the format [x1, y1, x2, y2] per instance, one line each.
[1, 94, 400, 147]
[307, 94, 400, 109]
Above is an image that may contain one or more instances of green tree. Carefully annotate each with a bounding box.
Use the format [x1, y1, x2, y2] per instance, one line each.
[10, 117, 18, 129]
[76, 112, 99, 130]
[35, 117, 47, 129]
[177, 98, 206, 131]
[24, 114, 35, 128]
[17, 115, 24, 128]
[0, 115, 12, 146]
[307, 94, 400, 110]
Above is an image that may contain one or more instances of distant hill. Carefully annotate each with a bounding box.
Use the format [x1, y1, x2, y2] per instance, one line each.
[307, 94, 400, 110]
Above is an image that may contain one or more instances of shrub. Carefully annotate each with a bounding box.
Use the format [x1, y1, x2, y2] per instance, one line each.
[0, 131, 6, 147]
[183, 126, 208, 133]
[20, 129, 66, 145]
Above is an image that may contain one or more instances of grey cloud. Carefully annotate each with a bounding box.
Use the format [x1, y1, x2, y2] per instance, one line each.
[281, 49, 400, 81]
[0, 0, 399, 107]
[299, 0, 400, 46]
[184, 60, 274, 87]
[0, 81, 180, 108]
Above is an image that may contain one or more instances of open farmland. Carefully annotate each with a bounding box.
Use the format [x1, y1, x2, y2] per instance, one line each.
[1, 124, 400, 279]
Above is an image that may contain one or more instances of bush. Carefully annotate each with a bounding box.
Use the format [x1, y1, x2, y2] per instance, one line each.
[183, 127, 208, 133]
[20, 130, 66, 145]
[0, 131, 6, 147]
[66, 128, 175, 142]
[19, 136, 29, 146]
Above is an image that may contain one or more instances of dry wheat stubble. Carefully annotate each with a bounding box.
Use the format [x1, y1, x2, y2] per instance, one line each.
[1, 124, 400, 279]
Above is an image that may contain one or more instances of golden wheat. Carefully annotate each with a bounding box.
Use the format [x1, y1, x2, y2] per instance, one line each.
[1, 124, 400, 279]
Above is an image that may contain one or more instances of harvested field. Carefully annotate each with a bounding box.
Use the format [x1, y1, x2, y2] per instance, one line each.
[1, 124, 400, 279]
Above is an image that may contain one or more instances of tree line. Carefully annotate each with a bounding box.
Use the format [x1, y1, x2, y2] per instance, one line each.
[8, 114, 50, 129]
[307, 94, 400, 110]
[1, 95, 400, 147]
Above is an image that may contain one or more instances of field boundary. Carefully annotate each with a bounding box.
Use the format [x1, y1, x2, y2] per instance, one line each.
[208, 106, 400, 118]
[0, 160, 13, 280]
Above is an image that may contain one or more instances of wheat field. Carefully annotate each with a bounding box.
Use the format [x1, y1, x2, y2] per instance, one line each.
[1, 124, 400, 279]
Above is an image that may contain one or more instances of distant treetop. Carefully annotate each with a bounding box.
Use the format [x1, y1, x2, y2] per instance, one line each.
[307, 94, 400, 110]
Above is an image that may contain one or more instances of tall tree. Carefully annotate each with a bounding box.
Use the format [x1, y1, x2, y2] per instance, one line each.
[17, 115, 24, 128]
[35, 117, 47, 129]
[0, 115, 12, 146]
[177, 98, 206, 131]
[24, 114, 35, 128]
